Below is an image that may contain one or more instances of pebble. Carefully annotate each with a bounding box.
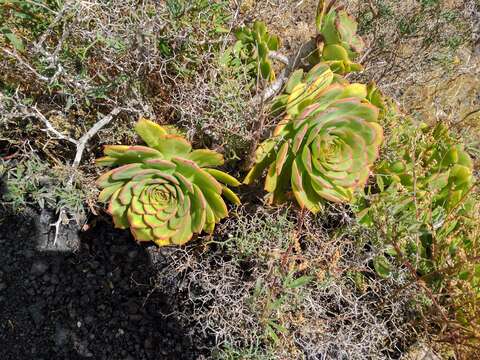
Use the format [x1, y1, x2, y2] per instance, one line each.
[30, 261, 49, 276]
[28, 304, 46, 325]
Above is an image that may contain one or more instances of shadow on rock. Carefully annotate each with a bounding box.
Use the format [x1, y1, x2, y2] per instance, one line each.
[0, 206, 207, 360]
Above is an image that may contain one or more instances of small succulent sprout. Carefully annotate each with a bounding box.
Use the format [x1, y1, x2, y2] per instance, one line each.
[271, 62, 374, 122]
[234, 21, 280, 81]
[426, 142, 474, 210]
[245, 78, 383, 213]
[310, 0, 364, 74]
[271, 64, 335, 119]
[96, 119, 241, 246]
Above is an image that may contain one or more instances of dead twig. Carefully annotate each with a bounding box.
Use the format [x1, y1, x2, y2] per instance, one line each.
[31, 107, 78, 145]
[72, 107, 122, 168]
[1, 48, 50, 82]
[25, 106, 123, 245]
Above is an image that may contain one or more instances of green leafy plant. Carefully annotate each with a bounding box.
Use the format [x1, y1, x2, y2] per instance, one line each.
[357, 117, 479, 339]
[245, 64, 383, 213]
[310, 0, 365, 74]
[0, 156, 88, 214]
[251, 271, 313, 345]
[96, 119, 241, 246]
[233, 21, 280, 81]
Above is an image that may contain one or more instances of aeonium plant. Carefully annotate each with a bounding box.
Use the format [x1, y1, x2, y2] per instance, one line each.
[310, 0, 365, 74]
[245, 64, 383, 213]
[96, 119, 241, 246]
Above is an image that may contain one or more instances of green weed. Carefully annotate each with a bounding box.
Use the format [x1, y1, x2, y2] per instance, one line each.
[1, 156, 87, 215]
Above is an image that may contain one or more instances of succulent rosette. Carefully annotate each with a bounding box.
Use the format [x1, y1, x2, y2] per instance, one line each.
[245, 65, 383, 213]
[96, 119, 241, 246]
[310, 0, 365, 74]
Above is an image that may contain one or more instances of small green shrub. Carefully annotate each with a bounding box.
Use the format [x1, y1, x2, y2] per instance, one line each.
[1, 155, 87, 214]
[357, 114, 479, 341]
[96, 118, 240, 246]
[233, 21, 280, 81]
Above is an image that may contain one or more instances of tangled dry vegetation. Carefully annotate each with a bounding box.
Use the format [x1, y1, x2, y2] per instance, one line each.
[153, 206, 421, 359]
[1, 0, 480, 359]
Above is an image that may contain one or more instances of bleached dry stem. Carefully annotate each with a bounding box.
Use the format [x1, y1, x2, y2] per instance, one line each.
[24, 105, 123, 244]
[72, 107, 122, 168]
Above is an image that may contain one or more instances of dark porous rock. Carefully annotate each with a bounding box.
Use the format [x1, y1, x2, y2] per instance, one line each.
[30, 260, 49, 276]
[28, 303, 46, 326]
[54, 325, 70, 347]
[0, 208, 210, 360]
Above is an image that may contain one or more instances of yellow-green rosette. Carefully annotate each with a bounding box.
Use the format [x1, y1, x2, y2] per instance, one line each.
[96, 119, 241, 246]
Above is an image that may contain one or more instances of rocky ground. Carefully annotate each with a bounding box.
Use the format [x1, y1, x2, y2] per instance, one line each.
[0, 207, 209, 360]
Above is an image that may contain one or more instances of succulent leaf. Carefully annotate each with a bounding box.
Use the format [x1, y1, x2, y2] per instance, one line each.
[135, 118, 167, 148]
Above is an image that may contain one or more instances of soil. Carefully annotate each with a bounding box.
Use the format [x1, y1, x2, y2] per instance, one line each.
[0, 206, 209, 360]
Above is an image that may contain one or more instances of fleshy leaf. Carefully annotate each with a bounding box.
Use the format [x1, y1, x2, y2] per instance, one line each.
[134, 118, 167, 148]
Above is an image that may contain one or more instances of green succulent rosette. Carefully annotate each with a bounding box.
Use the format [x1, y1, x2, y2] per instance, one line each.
[309, 0, 364, 74]
[245, 65, 383, 213]
[95, 119, 241, 246]
[234, 21, 280, 81]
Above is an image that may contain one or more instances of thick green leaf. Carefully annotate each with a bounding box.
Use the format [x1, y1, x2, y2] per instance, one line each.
[243, 139, 277, 185]
[267, 34, 280, 51]
[291, 158, 323, 213]
[204, 168, 241, 187]
[95, 156, 118, 167]
[154, 135, 192, 158]
[221, 185, 241, 205]
[187, 149, 224, 167]
[315, 0, 327, 31]
[170, 213, 193, 245]
[253, 21, 267, 37]
[202, 188, 228, 219]
[260, 60, 273, 80]
[323, 44, 350, 62]
[172, 157, 223, 194]
[190, 184, 207, 233]
[134, 118, 167, 148]
[103, 145, 130, 156]
[264, 162, 278, 193]
[285, 69, 304, 94]
[98, 183, 124, 202]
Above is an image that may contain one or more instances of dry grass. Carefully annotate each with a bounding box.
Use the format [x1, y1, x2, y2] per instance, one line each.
[150, 206, 422, 359]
